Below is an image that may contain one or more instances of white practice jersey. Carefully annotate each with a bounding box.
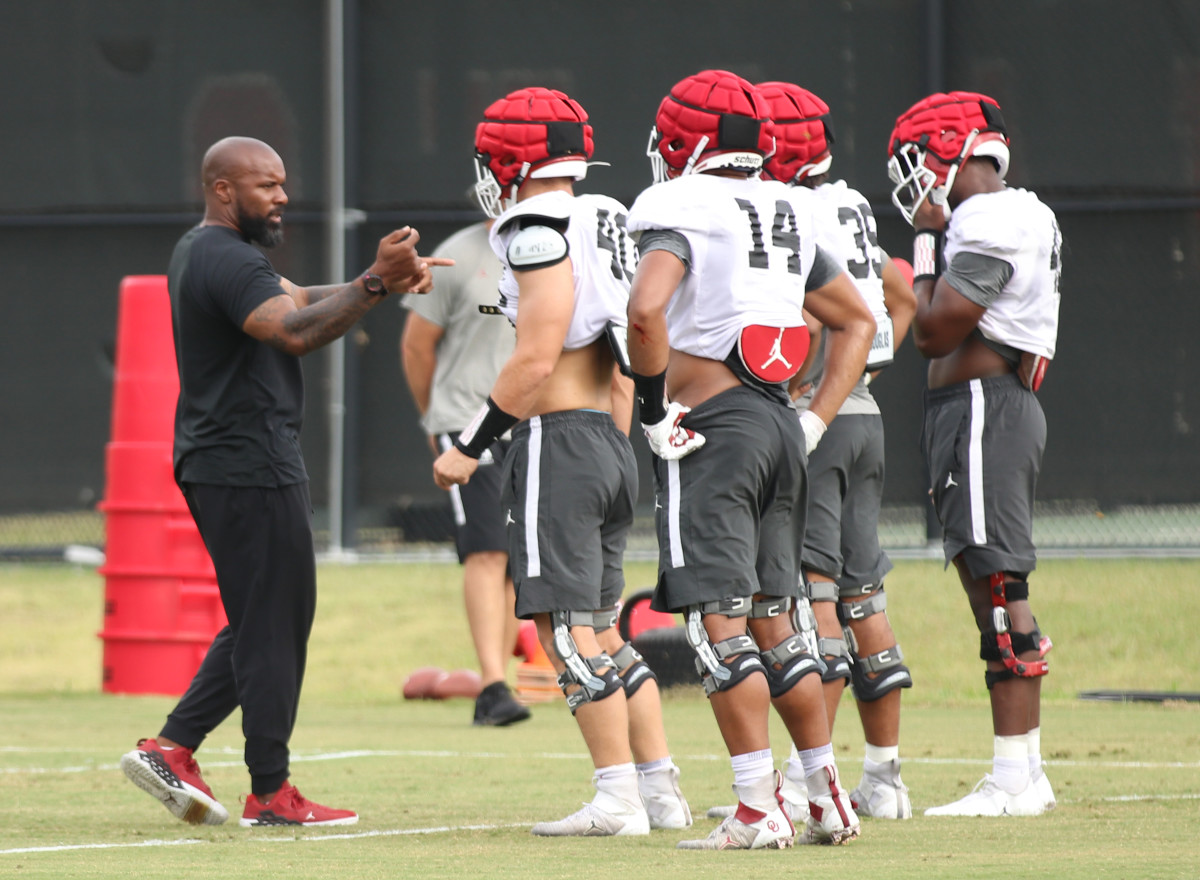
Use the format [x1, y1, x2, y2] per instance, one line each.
[810, 180, 888, 337]
[945, 187, 1061, 358]
[798, 179, 888, 417]
[627, 174, 817, 360]
[489, 190, 635, 350]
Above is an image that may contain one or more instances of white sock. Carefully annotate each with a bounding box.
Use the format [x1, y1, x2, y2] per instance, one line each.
[1027, 726, 1043, 775]
[636, 757, 673, 776]
[594, 762, 636, 789]
[797, 743, 835, 778]
[993, 734, 1030, 793]
[730, 749, 773, 789]
[864, 743, 899, 767]
[784, 753, 806, 788]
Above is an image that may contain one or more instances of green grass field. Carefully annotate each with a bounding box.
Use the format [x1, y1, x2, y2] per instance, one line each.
[2, 558, 1198, 879]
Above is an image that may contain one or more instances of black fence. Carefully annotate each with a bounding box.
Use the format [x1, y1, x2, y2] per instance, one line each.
[3, 1, 1199, 553]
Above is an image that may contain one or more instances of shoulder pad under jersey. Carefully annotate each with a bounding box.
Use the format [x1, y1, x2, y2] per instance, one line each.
[507, 224, 570, 270]
[495, 193, 573, 235]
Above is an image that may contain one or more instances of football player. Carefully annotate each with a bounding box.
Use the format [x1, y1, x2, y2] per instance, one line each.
[626, 69, 875, 848]
[759, 81, 918, 821]
[887, 91, 1061, 816]
[433, 87, 690, 837]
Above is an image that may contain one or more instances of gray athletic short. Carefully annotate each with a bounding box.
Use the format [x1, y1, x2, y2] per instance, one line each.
[802, 413, 893, 590]
[922, 373, 1046, 579]
[440, 433, 509, 563]
[501, 410, 637, 619]
[651, 385, 806, 613]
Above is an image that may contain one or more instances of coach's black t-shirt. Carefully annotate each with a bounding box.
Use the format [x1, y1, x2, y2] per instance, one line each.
[168, 224, 307, 487]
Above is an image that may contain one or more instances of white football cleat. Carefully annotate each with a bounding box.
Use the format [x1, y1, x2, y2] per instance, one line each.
[705, 772, 808, 823]
[532, 794, 650, 837]
[1031, 764, 1057, 811]
[677, 803, 793, 850]
[681, 771, 793, 850]
[849, 758, 912, 820]
[639, 764, 692, 829]
[924, 774, 1045, 817]
[799, 764, 860, 845]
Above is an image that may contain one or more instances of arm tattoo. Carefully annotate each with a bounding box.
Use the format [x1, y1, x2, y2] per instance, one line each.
[280, 290, 372, 353]
[300, 283, 345, 304]
[252, 283, 372, 354]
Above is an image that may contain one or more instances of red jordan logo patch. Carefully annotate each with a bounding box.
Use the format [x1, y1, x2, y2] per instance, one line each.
[738, 324, 810, 383]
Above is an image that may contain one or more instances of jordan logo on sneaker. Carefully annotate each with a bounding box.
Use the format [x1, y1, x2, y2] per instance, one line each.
[759, 328, 794, 371]
[306, 811, 316, 821]
[945, 472, 958, 488]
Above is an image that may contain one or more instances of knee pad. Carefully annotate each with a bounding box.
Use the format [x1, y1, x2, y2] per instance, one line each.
[847, 638, 913, 702]
[550, 610, 621, 713]
[805, 579, 839, 606]
[805, 581, 850, 683]
[981, 575, 1052, 689]
[749, 596, 792, 620]
[611, 641, 658, 699]
[558, 663, 622, 713]
[838, 583, 909, 697]
[980, 622, 1050, 689]
[760, 634, 823, 698]
[789, 595, 820, 658]
[594, 606, 619, 634]
[817, 636, 852, 683]
[835, 582, 889, 624]
[683, 606, 764, 696]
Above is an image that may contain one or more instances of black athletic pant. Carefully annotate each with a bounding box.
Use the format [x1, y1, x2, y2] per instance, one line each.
[161, 481, 317, 796]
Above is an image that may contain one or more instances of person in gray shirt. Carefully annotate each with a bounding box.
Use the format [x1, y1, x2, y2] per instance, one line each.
[401, 216, 529, 726]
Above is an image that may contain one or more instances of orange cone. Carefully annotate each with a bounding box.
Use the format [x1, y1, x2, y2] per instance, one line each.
[514, 620, 562, 706]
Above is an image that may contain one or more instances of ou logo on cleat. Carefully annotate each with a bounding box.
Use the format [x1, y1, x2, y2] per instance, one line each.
[767, 819, 780, 831]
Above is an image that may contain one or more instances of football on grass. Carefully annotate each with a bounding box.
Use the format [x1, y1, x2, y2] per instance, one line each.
[431, 668, 483, 699]
[402, 665, 447, 699]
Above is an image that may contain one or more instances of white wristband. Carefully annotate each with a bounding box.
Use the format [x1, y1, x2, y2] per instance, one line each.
[912, 230, 942, 281]
[798, 410, 828, 455]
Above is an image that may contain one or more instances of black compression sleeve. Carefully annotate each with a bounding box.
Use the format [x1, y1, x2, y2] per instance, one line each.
[632, 370, 668, 424]
[454, 397, 519, 459]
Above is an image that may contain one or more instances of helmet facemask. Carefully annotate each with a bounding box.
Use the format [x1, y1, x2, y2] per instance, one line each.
[888, 142, 947, 225]
[474, 154, 530, 219]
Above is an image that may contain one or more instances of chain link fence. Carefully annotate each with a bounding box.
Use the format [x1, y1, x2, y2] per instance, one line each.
[7, 501, 1199, 562]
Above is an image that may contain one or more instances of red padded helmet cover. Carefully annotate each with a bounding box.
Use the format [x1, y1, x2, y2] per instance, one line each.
[758, 82, 833, 184]
[653, 69, 774, 172]
[475, 87, 594, 189]
[888, 91, 1007, 166]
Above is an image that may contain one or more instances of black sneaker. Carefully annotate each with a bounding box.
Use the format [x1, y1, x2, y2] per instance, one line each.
[473, 681, 532, 726]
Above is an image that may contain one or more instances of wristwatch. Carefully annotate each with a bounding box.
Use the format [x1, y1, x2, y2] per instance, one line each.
[361, 273, 389, 296]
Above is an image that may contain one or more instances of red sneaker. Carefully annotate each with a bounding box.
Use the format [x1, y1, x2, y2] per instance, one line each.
[120, 737, 229, 825]
[239, 780, 358, 827]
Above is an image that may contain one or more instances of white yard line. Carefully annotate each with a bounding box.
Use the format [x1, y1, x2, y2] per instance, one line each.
[0, 824, 530, 855]
[3, 746, 1197, 856]
[3, 747, 1198, 775]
